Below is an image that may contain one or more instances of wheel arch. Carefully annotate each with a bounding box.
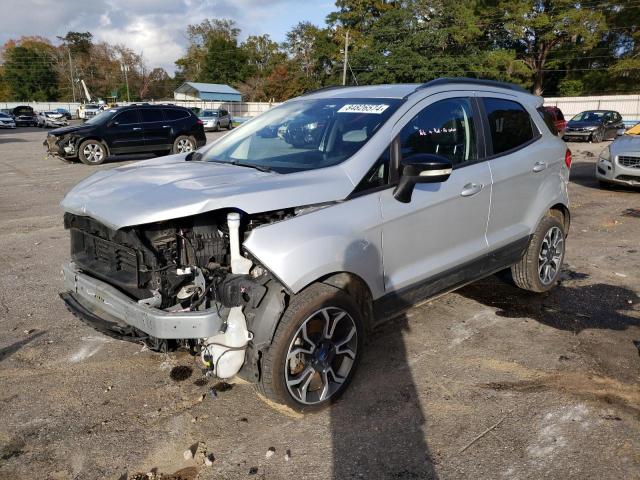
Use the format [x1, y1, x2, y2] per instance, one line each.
[548, 202, 570, 235]
[78, 136, 111, 156]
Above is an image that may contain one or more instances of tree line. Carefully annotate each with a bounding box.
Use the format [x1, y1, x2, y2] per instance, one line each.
[1, 0, 639, 102]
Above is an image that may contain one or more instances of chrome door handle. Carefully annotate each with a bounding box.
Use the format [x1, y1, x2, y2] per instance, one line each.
[162, 125, 170, 128]
[460, 183, 483, 197]
[533, 161, 547, 172]
[132, 127, 142, 131]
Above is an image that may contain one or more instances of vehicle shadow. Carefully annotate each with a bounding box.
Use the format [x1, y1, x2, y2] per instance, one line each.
[0, 331, 45, 362]
[330, 244, 438, 479]
[570, 159, 639, 192]
[0, 137, 29, 144]
[457, 274, 639, 333]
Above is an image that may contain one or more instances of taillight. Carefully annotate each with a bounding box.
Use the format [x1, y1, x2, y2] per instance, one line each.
[565, 148, 572, 169]
[197, 119, 204, 125]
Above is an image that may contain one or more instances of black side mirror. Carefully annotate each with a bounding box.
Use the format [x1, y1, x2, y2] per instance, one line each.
[393, 153, 453, 203]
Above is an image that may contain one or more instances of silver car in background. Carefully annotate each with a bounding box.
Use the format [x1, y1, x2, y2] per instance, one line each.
[597, 134, 640, 187]
[37, 111, 68, 128]
[59, 78, 571, 412]
[199, 108, 233, 131]
[0, 112, 16, 128]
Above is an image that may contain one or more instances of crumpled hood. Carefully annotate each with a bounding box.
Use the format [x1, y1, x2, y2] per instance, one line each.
[60, 154, 355, 230]
[50, 124, 93, 136]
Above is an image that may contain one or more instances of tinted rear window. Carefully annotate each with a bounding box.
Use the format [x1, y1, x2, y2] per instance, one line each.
[483, 98, 535, 155]
[140, 109, 163, 123]
[164, 108, 190, 121]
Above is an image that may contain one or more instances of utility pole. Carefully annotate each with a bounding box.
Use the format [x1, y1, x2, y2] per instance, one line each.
[121, 63, 130, 102]
[68, 48, 76, 102]
[342, 30, 349, 86]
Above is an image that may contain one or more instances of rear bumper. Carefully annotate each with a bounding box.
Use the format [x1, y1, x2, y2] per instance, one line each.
[61, 262, 225, 339]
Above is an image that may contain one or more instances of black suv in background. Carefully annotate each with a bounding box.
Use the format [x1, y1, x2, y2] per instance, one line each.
[12, 106, 38, 127]
[44, 104, 207, 165]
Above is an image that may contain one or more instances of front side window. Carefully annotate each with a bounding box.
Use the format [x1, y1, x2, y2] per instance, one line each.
[203, 98, 402, 173]
[140, 109, 163, 123]
[114, 110, 140, 125]
[399, 97, 477, 166]
[483, 98, 535, 155]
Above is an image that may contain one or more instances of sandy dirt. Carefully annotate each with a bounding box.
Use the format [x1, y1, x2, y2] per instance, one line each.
[0, 126, 638, 479]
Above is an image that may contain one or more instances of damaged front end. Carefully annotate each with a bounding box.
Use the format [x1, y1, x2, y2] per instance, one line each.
[44, 133, 78, 159]
[60, 209, 293, 381]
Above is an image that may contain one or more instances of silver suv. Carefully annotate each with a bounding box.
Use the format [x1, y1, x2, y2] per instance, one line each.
[60, 78, 571, 411]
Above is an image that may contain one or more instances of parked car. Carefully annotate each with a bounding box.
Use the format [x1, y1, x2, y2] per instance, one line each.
[55, 108, 73, 120]
[12, 106, 38, 127]
[596, 134, 640, 188]
[563, 110, 624, 143]
[541, 106, 567, 136]
[199, 109, 233, 131]
[78, 103, 101, 120]
[37, 111, 69, 128]
[44, 104, 206, 165]
[59, 78, 570, 411]
[0, 112, 16, 128]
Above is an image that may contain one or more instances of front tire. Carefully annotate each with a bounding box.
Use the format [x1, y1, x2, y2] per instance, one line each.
[78, 140, 107, 165]
[256, 283, 364, 412]
[172, 135, 196, 154]
[511, 215, 566, 292]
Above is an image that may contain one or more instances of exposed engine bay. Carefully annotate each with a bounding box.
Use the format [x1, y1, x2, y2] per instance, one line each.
[63, 209, 294, 379]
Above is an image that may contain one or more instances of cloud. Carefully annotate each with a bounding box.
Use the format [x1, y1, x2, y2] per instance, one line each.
[0, 0, 333, 74]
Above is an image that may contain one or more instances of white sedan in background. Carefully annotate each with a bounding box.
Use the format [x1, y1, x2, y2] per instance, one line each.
[37, 111, 69, 128]
[0, 112, 16, 128]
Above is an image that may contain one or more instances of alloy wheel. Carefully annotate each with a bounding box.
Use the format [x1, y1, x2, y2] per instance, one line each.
[285, 307, 358, 405]
[82, 143, 104, 163]
[538, 226, 564, 285]
[176, 138, 194, 153]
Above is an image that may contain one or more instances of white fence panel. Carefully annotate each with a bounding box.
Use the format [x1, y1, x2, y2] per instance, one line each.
[544, 95, 640, 125]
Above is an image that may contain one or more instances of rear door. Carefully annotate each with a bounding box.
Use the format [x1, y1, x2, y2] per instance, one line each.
[482, 96, 549, 251]
[140, 108, 171, 150]
[380, 94, 492, 295]
[107, 109, 144, 153]
[220, 109, 230, 128]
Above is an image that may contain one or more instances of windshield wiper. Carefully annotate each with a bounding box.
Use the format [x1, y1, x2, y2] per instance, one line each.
[230, 160, 273, 173]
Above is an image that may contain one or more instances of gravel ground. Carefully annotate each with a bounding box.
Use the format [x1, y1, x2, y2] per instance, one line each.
[0, 126, 638, 480]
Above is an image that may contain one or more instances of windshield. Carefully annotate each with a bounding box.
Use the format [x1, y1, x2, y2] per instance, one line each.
[571, 111, 604, 122]
[203, 97, 402, 173]
[201, 110, 218, 117]
[85, 109, 116, 125]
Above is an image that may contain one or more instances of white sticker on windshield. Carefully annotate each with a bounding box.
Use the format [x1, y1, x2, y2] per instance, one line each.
[338, 104, 390, 114]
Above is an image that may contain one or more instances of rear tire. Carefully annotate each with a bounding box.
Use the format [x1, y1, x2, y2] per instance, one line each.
[172, 135, 196, 154]
[78, 139, 107, 165]
[511, 215, 566, 293]
[256, 283, 364, 412]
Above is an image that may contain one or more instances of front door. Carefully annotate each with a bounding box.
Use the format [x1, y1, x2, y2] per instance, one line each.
[107, 109, 144, 153]
[380, 95, 491, 298]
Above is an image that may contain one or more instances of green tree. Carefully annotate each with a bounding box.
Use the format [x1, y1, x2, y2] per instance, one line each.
[3, 43, 59, 100]
[482, 0, 606, 95]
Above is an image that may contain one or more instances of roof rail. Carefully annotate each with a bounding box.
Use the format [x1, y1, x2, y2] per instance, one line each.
[415, 77, 530, 94]
[301, 85, 350, 97]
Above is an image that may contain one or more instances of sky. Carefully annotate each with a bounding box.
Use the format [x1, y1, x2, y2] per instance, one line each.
[0, 0, 335, 74]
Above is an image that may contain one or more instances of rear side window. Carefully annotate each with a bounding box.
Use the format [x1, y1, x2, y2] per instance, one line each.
[399, 97, 477, 166]
[537, 108, 558, 135]
[483, 98, 535, 155]
[164, 108, 190, 121]
[114, 110, 140, 124]
[140, 109, 163, 123]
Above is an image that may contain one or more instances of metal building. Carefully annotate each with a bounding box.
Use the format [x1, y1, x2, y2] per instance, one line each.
[173, 82, 242, 102]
